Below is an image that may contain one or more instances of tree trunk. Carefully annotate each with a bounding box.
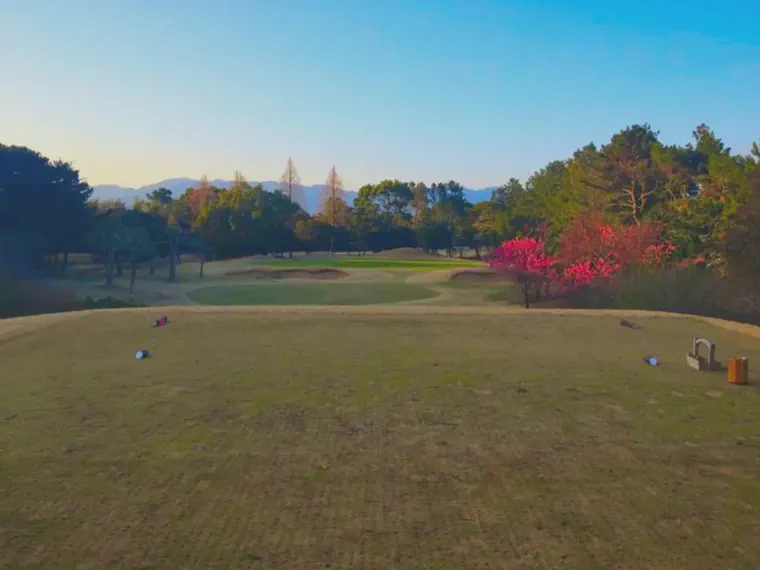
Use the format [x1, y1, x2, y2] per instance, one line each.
[168, 236, 177, 281]
[129, 259, 137, 294]
[522, 282, 531, 309]
[199, 258, 205, 277]
[474, 247, 481, 260]
[106, 248, 114, 286]
[61, 251, 69, 276]
[630, 181, 639, 224]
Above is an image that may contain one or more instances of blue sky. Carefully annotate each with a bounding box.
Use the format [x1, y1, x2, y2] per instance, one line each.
[2, 0, 758, 189]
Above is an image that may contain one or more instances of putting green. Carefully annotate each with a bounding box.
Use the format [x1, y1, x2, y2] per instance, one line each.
[187, 282, 438, 305]
[249, 257, 482, 271]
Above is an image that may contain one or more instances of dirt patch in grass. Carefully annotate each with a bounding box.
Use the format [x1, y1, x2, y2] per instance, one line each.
[225, 267, 348, 280]
[2, 310, 760, 568]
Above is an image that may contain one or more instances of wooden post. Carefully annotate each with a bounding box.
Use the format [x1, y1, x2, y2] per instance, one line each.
[728, 357, 749, 385]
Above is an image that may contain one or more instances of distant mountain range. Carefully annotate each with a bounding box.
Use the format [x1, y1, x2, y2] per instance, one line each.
[91, 178, 497, 215]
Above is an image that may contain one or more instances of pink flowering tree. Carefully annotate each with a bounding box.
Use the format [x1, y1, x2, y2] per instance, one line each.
[489, 237, 558, 308]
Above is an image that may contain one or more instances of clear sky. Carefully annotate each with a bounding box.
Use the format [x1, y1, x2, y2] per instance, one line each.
[2, 0, 758, 190]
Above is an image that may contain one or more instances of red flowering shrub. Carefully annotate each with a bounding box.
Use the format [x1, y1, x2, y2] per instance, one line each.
[677, 255, 707, 269]
[558, 212, 675, 289]
[562, 258, 619, 287]
[490, 214, 677, 305]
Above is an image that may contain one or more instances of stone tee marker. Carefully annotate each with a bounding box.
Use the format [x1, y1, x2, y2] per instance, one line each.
[686, 336, 719, 371]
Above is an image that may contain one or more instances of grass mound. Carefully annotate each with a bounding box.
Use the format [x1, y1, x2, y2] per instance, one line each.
[225, 267, 347, 280]
[249, 256, 482, 271]
[187, 282, 438, 305]
[374, 247, 444, 260]
[448, 268, 509, 283]
[2, 309, 760, 568]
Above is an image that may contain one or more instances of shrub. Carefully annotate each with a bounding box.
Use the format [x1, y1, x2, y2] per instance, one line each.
[78, 296, 145, 310]
[0, 271, 144, 319]
[561, 266, 760, 324]
[0, 273, 77, 318]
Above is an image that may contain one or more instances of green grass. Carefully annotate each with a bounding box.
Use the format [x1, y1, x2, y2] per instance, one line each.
[437, 278, 523, 305]
[187, 282, 438, 305]
[249, 256, 483, 271]
[486, 286, 523, 303]
[2, 309, 760, 568]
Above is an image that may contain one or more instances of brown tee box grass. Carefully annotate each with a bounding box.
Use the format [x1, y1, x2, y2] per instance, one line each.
[1, 308, 760, 569]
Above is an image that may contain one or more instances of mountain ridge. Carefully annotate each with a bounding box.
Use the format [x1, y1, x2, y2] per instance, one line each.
[91, 178, 497, 214]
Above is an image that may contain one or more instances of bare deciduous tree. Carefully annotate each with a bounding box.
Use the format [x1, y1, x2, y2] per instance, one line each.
[319, 165, 347, 252]
[320, 165, 346, 225]
[232, 170, 247, 189]
[277, 159, 306, 258]
[278, 158, 306, 209]
[188, 174, 216, 215]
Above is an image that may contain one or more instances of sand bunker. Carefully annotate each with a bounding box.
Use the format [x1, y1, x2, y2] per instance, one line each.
[225, 267, 347, 280]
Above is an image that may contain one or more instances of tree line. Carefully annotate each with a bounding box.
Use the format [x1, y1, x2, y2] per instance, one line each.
[128, 166, 495, 261]
[502, 123, 760, 280]
[1, 122, 759, 287]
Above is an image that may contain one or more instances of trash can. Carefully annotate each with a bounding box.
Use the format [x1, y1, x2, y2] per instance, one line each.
[728, 357, 749, 384]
